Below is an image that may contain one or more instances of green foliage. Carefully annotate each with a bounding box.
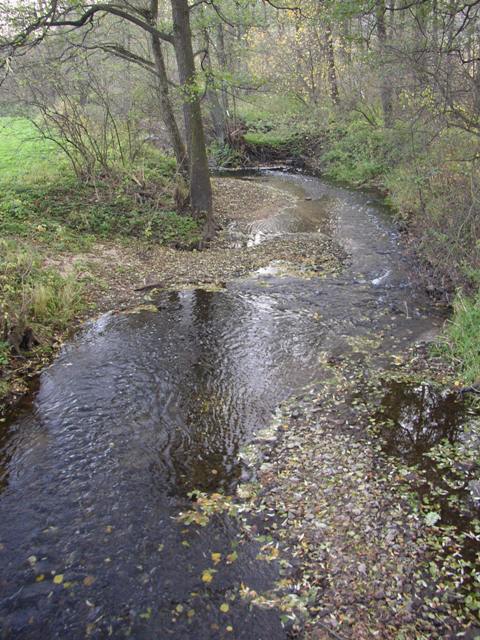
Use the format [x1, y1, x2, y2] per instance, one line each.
[0, 118, 199, 250]
[0, 117, 68, 184]
[321, 118, 398, 185]
[236, 93, 320, 155]
[0, 239, 84, 338]
[209, 141, 242, 167]
[441, 288, 480, 384]
[0, 180, 200, 249]
[237, 93, 304, 130]
[385, 127, 480, 286]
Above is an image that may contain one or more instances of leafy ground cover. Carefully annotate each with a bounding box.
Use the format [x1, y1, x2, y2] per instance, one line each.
[178, 347, 478, 639]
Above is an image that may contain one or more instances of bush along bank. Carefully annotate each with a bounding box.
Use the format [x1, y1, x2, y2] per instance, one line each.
[239, 112, 479, 387]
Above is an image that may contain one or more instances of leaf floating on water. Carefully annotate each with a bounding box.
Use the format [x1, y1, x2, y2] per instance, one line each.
[53, 574, 63, 584]
[27, 555, 37, 566]
[211, 552, 221, 565]
[424, 511, 441, 527]
[104, 526, 113, 534]
[83, 575, 95, 587]
[187, 609, 195, 618]
[139, 608, 152, 620]
[226, 551, 238, 564]
[36, 574, 45, 582]
[220, 603, 229, 613]
[201, 569, 215, 584]
[175, 604, 184, 613]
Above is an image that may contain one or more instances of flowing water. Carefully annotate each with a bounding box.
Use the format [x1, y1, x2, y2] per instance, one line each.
[0, 172, 460, 639]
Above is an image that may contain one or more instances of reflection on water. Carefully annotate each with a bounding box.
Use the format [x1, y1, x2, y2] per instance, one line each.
[0, 172, 448, 638]
[376, 381, 467, 464]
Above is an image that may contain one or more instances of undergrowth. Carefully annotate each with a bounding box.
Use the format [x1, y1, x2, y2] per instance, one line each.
[0, 117, 200, 249]
[0, 239, 85, 404]
[441, 289, 480, 385]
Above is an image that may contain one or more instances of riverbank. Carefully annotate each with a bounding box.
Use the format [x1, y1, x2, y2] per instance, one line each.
[233, 351, 480, 639]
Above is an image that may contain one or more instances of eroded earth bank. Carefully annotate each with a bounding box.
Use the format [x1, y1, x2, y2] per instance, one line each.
[0, 172, 479, 639]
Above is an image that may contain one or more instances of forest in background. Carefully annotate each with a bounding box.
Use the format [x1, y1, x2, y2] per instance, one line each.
[0, 0, 479, 393]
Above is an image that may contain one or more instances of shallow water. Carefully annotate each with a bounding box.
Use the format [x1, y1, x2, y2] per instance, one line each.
[0, 172, 452, 638]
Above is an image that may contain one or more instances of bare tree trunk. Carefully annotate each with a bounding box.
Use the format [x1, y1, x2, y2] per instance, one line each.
[203, 26, 227, 144]
[216, 23, 230, 116]
[170, 0, 213, 237]
[151, 45, 189, 176]
[149, 0, 188, 177]
[376, 0, 394, 127]
[325, 22, 339, 105]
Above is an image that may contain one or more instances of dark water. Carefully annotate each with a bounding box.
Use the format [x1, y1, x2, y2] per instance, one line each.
[0, 172, 451, 638]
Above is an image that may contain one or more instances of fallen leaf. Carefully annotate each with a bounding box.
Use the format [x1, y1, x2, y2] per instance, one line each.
[201, 569, 215, 584]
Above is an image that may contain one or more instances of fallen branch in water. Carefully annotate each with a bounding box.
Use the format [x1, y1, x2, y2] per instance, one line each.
[134, 283, 164, 292]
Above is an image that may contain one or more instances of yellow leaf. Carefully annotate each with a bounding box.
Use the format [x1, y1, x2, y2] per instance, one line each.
[226, 551, 238, 564]
[211, 552, 221, 565]
[83, 575, 95, 587]
[201, 569, 214, 584]
[187, 609, 195, 618]
[53, 574, 63, 584]
[36, 574, 45, 582]
[175, 604, 184, 613]
[220, 603, 229, 613]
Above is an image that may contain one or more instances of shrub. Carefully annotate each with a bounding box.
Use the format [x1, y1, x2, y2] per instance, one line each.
[0, 239, 84, 342]
[441, 288, 480, 384]
[321, 117, 399, 185]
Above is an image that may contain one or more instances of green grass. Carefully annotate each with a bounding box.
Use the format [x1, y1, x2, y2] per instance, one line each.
[0, 238, 84, 340]
[0, 117, 200, 249]
[0, 117, 68, 184]
[442, 290, 480, 385]
[243, 130, 296, 148]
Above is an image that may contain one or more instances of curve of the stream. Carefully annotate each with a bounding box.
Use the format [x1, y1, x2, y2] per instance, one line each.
[0, 172, 447, 639]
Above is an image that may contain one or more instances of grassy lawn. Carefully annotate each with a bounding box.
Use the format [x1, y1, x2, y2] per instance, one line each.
[0, 117, 67, 184]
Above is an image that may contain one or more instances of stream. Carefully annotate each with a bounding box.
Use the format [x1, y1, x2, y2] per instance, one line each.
[0, 172, 455, 638]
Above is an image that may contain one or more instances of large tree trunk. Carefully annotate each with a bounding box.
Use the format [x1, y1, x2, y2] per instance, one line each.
[376, 0, 394, 127]
[170, 0, 214, 238]
[149, 0, 189, 178]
